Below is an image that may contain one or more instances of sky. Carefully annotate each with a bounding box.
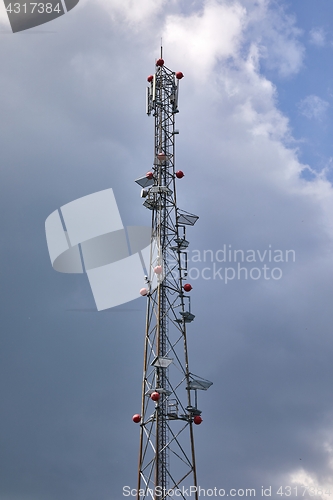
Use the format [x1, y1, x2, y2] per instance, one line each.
[1, 0, 333, 498]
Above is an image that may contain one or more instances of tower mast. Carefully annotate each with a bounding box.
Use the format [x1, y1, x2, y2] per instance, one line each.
[134, 53, 212, 500]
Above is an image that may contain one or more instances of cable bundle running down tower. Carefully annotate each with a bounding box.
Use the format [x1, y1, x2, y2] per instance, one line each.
[134, 52, 212, 500]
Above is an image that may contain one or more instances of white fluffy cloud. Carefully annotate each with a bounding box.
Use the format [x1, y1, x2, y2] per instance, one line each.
[96, 0, 167, 27]
[163, 1, 246, 80]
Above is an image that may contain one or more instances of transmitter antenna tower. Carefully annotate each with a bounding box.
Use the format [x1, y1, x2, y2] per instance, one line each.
[134, 53, 212, 500]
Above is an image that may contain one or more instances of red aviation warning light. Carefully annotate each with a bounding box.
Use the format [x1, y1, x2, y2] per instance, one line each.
[132, 414, 141, 423]
[157, 151, 167, 161]
[150, 392, 160, 401]
[153, 265, 163, 274]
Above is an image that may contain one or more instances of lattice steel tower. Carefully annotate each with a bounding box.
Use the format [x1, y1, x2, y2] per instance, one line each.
[134, 50, 212, 500]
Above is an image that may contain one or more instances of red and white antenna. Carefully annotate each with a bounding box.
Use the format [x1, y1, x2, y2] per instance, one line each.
[134, 51, 212, 500]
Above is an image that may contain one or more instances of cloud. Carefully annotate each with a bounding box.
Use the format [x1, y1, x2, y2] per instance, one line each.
[163, 1, 246, 80]
[96, 0, 167, 27]
[95, 0, 304, 79]
[288, 436, 333, 498]
[309, 27, 326, 47]
[298, 95, 329, 120]
[245, 0, 305, 78]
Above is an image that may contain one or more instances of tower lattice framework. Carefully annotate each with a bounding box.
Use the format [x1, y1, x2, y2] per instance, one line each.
[134, 53, 212, 500]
